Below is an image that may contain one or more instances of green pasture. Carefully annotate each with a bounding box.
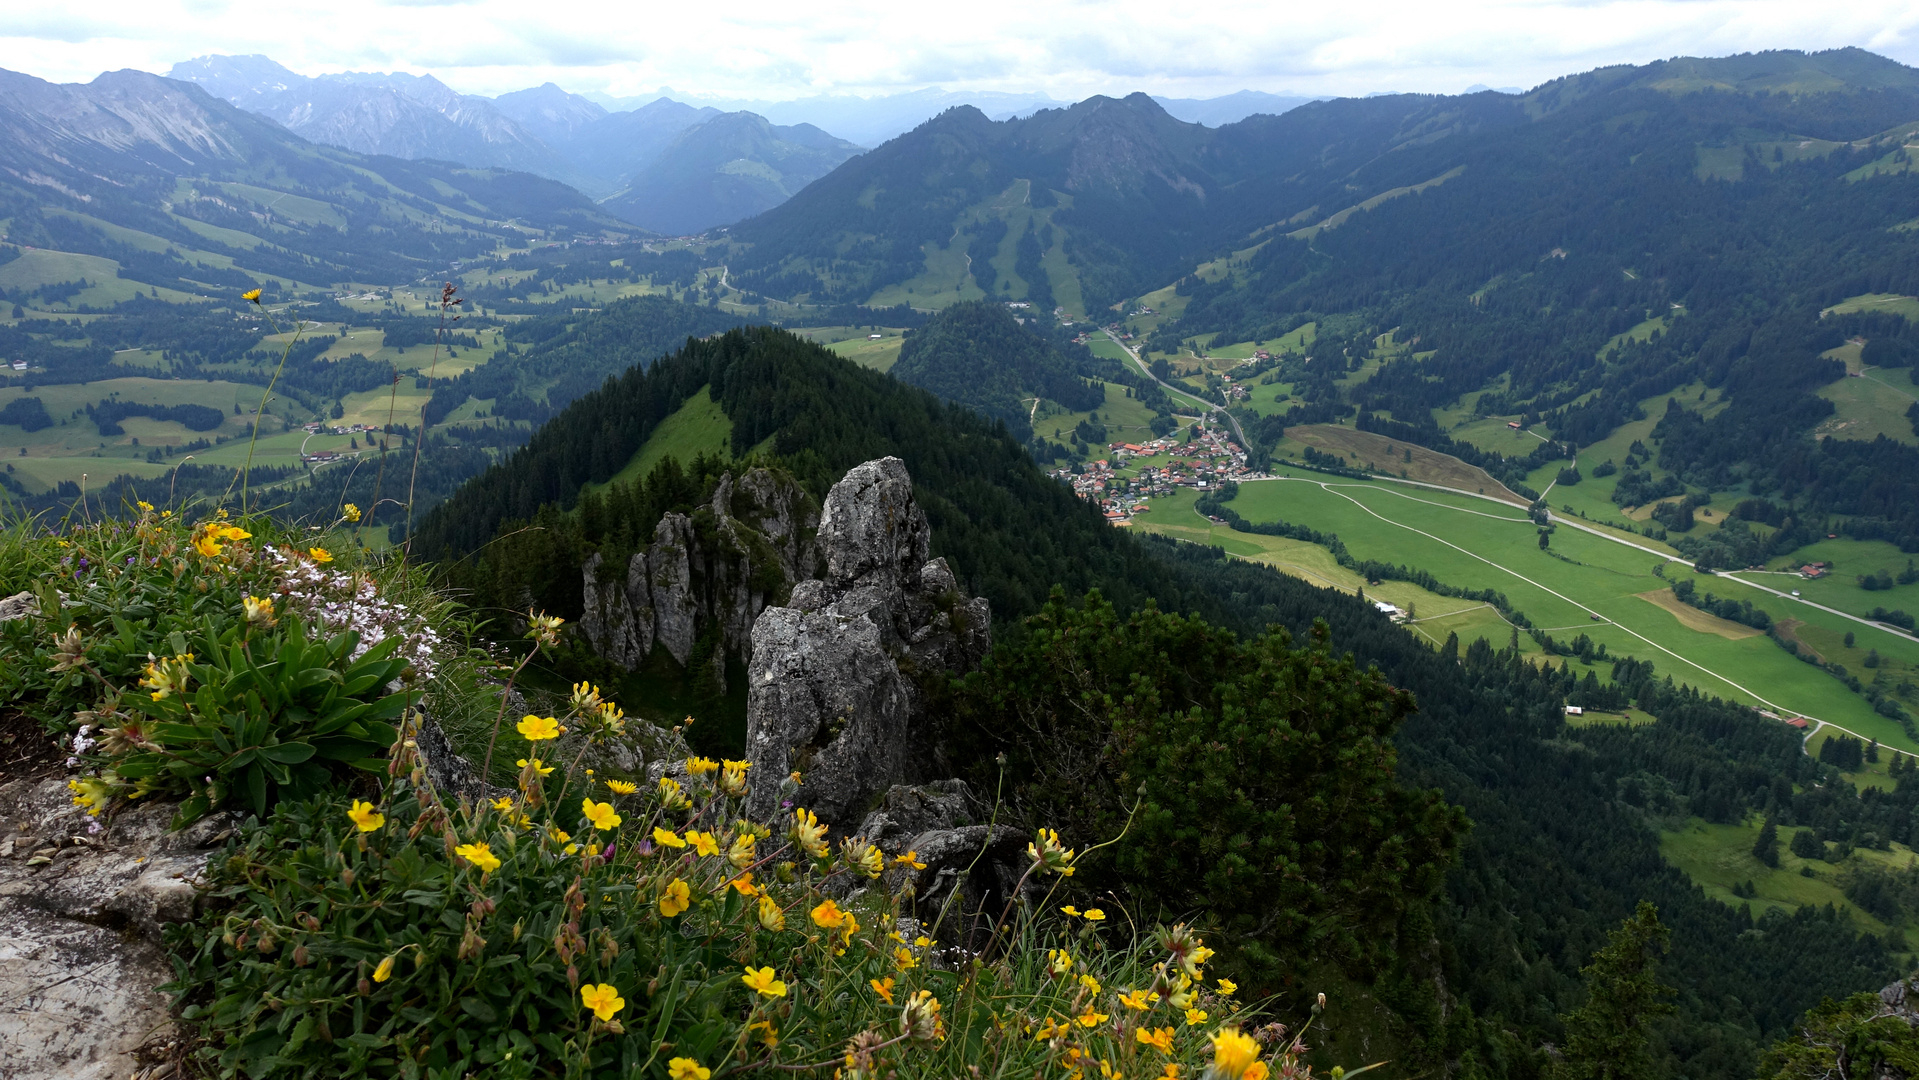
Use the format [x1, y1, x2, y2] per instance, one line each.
[1660, 816, 1913, 935]
[1034, 380, 1164, 456]
[1219, 468, 1919, 750]
[1824, 294, 1919, 320]
[592, 387, 735, 493]
[823, 333, 905, 372]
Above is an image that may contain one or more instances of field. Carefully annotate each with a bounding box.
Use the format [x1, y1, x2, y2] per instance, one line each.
[821, 331, 906, 372]
[1281, 423, 1525, 502]
[593, 387, 735, 492]
[1033, 379, 1169, 457]
[1199, 465, 1919, 751]
[1660, 815, 1916, 934]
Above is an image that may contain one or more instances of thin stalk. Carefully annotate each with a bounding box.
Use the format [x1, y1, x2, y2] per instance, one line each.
[402, 282, 461, 559]
[240, 300, 306, 515]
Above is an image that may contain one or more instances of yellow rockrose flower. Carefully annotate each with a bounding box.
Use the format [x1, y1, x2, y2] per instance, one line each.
[581, 798, 622, 831]
[1136, 1027, 1175, 1053]
[659, 878, 691, 917]
[666, 1058, 709, 1080]
[580, 982, 625, 1021]
[346, 799, 384, 832]
[810, 898, 847, 929]
[308, 546, 333, 563]
[741, 966, 787, 998]
[517, 714, 561, 741]
[689, 830, 720, 857]
[652, 826, 687, 849]
[1185, 1008, 1208, 1027]
[373, 954, 396, 982]
[454, 842, 500, 873]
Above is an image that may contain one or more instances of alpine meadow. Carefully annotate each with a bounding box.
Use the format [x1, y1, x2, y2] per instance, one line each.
[12, 25, 1919, 1080]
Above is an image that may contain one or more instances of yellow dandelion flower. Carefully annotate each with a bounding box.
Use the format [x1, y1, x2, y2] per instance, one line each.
[242, 288, 263, 303]
[308, 546, 332, 563]
[1209, 1029, 1261, 1080]
[605, 779, 638, 795]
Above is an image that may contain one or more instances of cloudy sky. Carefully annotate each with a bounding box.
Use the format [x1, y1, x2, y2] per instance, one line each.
[3, 0, 1917, 102]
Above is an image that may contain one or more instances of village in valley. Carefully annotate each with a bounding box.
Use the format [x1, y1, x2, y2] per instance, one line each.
[1048, 419, 1256, 527]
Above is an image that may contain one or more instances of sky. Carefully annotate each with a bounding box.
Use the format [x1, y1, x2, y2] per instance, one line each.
[2, 0, 1917, 103]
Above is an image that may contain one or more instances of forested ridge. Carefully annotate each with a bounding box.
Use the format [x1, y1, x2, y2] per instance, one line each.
[413, 323, 1910, 1077]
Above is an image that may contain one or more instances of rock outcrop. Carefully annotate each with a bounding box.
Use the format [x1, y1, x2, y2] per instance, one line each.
[0, 778, 231, 1080]
[579, 467, 821, 682]
[744, 457, 991, 831]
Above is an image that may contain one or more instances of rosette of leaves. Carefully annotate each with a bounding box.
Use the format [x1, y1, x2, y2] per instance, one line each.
[113, 621, 409, 823]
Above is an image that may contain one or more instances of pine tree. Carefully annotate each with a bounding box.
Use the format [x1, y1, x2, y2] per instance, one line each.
[1554, 901, 1675, 1080]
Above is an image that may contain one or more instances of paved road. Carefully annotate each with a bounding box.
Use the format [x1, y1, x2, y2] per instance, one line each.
[1101, 329, 1250, 451]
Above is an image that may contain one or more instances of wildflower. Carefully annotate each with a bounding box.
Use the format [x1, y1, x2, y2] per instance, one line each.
[526, 611, 564, 646]
[893, 849, 926, 870]
[1079, 973, 1103, 995]
[67, 777, 110, 816]
[894, 946, 918, 971]
[792, 807, 829, 859]
[346, 800, 385, 832]
[742, 966, 787, 998]
[1075, 1009, 1109, 1028]
[595, 700, 626, 734]
[1083, 908, 1107, 921]
[606, 779, 638, 795]
[516, 757, 555, 776]
[1048, 948, 1074, 977]
[657, 775, 689, 809]
[666, 1058, 709, 1080]
[308, 547, 333, 563]
[1185, 1008, 1209, 1027]
[1182, 944, 1215, 977]
[137, 500, 153, 512]
[810, 898, 847, 929]
[757, 893, 785, 931]
[718, 757, 751, 794]
[570, 681, 603, 712]
[139, 654, 192, 700]
[1101, 1060, 1123, 1080]
[685, 756, 720, 775]
[517, 714, 561, 741]
[580, 983, 626, 1022]
[547, 826, 572, 845]
[1216, 979, 1237, 997]
[870, 976, 896, 1004]
[241, 595, 277, 629]
[454, 842, 501, 873]
[242, 288, 263, 303]
[1163, 1068, 1183, 1080]
[728, 873, 757, 895]
[652, 826, 687, 849]
[373, 955, 396, 983]
[1208, 1029, 1261, 1080]
[1062, 905, 1081, 917]
[1118, 989, 1158, 1011]
[659, 878, 691, 917]
[342, 502, 361, 523]
[901, 990, 945, 1043]
[1034, 1017, 1069, 1041]
[1027, 827, 1077, 876]
[491, 796, 516, 813]
[748, 1019, 779, 1049]
[581, 799, 622, 831]
[192, 534, 223, 558]
[687, 830, 719, 857]
[843, 837, 884, 879]
[728, 831, 757, 869]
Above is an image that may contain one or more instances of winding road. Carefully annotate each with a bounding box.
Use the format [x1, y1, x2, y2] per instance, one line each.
[1100, 328, 1250, 450]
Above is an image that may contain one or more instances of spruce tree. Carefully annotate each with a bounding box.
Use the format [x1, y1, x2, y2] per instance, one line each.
[1752, 817, 1780, 868]
[1554, 901, 1675, 1080]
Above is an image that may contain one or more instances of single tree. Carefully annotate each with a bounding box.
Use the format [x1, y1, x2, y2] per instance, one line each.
[1554, 900, 1675, 1080]
[1752, 817, 1780, 868]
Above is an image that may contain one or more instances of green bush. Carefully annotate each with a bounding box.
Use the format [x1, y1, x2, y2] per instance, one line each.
[165, 693, 1334, 1080]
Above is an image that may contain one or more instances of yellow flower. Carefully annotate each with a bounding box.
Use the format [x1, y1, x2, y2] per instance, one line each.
[580, 982, 626, 1022]
[1048, 948, 1074, 977]
[547, 826, 572, 844]
[67, 778, 110, 816]
[810, 898, 847, 929]
[346, 799, 385, 832]
[516, 714, 560, 741]
[1185, 1008, 1208, 1027]
[454, 842, 501, 873]
[192, 534, 223, 558]
[688, 830, 720, 857]
[1216, 979, 1237, 997]
[605, 779, 638, 795]
[491, 796, 516, 813]
[894, 946, 918, 971]
[652, 826, 687, 849]
[218, 525, 251, 542]
[741, 966, 787, 998]
[1083, 908, 1106, 921]
[893, 849, 926, 870]
[757, 893, 785, 931]
[666, 1058, 709, 1080]
[728, 873, 758, 895]
[242, 288, 263, 303]
[1075, 1009, 1109, 1028]
[581, 798, 622, 831]
[373, 955, 396, 983]
[1100, 1058, 1122, 1080]
[659, 878, 691, 917]
[1243, 1066, 1268, 1080]
[1118, 989, 1157, 1011]
[685, 756, 720, 775]
[570, 681, 603, 712]
[516, 757, 555, 776]
[728, 831, 757, 868]
[1209, 1029, 1262, 1080]
[719, 758, 752, 796]
[1079, 973, 1102, 995]
[136, 500, 153, 512]
[342, 502, 361, 522]
[1062, 905, 1081, 917]
[870, 976, 896, 1004]
[1162, 1067, 1182, 1080]
[902, 991, 944, 1043]
[241, 595, 276, 628]
[308, 546, 333, 563]
[792, 807, 829, 859]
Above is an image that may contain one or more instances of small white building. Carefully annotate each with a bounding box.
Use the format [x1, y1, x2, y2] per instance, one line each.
[1564, 706, 1585, 716]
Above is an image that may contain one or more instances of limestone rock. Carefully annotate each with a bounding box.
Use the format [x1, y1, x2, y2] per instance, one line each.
[0, 779, 230, 1079]
[744, 458, 990, 831]
[578, 467, 821, 682]
[0, 590, 38, 623]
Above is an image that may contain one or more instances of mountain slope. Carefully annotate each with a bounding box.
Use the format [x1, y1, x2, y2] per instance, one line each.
[0, 66, 630, 298]
[890, 300, 1104, 436]
[597, 112, 863, 235]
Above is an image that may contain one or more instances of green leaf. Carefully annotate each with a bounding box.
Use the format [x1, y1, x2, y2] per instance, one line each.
[459, 997, 499, 1024]
[257, 743, 316, 765]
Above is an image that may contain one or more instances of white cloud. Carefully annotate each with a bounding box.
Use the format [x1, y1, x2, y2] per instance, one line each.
[0, 0, 1914, 101]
